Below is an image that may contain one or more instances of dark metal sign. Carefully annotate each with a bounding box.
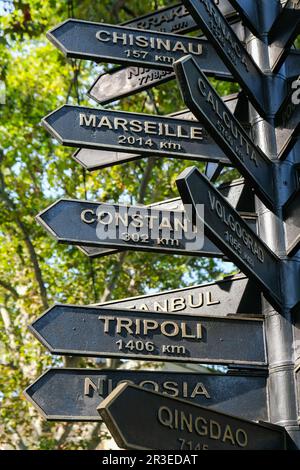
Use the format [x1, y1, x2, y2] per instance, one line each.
[42, 105, 232, 164]
[122, 1, 236, 34]
[29, 305, 266, 366]
[37, 199, 207, 255]
[24, 368, 268, 422]
[174, 56, 275, 210]
[47, 20, 232, 75]
[180, 0, 266, 116]
[87, 19, 247, 105]
[98, 383, 286, 450]
[97, 274, 262, 317]
[75, 195, 257, 259]
[176, 167, 282, 311]
[73, 96, 248, 172]
[283, 189, 300, 256]
[78, 180, 257, 259]
[226, 0, 260, 35]
[269, 0, 300, 72]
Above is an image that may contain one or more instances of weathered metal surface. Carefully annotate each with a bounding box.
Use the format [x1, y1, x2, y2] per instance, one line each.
[87, 3, 241, 105]
[180, 0, 266, 116]
[96, 274, 262, 317]
[29, 305, 266, 366]
[226, 0, 260, 35]
[98, 383, 286, 450]
[24, 368, 268, 422]
[174, 56, 274, 210]
[42, 105, 233, 164]
[176, 167, 282, 311]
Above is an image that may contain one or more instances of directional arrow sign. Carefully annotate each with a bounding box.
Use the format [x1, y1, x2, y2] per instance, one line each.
[283, 189, 300, 256]
[42, 105, 233, 165]
[24, 368, 268, 422]
[97, 274, 262, 317]
[73, 95, 248, 172]
[180, 0, 266, 116]
[98, 383, 286, 450]
[173, 56, 275, 210]
[269, 0, 300, 72]
[29, 305, 266, 366]
[176, 167, 282, 311]
[46, 20, 233, 76]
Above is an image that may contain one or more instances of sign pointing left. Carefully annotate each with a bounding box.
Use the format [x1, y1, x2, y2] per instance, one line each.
[46, 20, 230, 74]
[98, 383, 286, 450]
[180, 0, 266, 116]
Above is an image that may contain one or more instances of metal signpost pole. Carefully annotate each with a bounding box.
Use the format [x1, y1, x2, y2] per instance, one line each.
[248, 0, 300, 448]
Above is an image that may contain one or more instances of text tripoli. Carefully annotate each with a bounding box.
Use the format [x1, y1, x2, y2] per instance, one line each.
[79, 113, 203, 140]
[158, 406, 248, 448]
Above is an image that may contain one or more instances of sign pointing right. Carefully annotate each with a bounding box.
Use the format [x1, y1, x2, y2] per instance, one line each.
[98, 382, 287, 450]
[173, 55, 275, 211]
[176, 166, 282, 311]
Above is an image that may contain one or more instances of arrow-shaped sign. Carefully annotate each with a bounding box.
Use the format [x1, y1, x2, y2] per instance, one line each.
[226, 0, 261, 36]
[29, 304, 266, 366]
[96, 273, 262, 317]
[73, 95, 248, 172]
[180, 0, 266, 116]
[75, 196, 257, 259]
[42, 105, 233, 165]
[37, 199, 209, 256]
[98, 383, 286, 450]
[283, 188, 300, 256]
[24, 367, 268, 422]
[269, 0, 300, 72]
[173, 56, 275, 210]
[176, 167, 282, 311]
[46, 20, 234, 77]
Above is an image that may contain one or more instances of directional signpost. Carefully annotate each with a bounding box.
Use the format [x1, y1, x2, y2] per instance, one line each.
[42, 105, 232, 165]
[173, 56, 275, 210]
[269, 0, 300, 71]
[96, 274, 262, 316]
[29, 305, 266, 366]
[98, 383, 287, 450]
[24, 368, 268, 422]
[46, 20, 233, 76]
[87, 1, 238, 105]
[176, 167, 282, 310]
[180, 0, 266, 116]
